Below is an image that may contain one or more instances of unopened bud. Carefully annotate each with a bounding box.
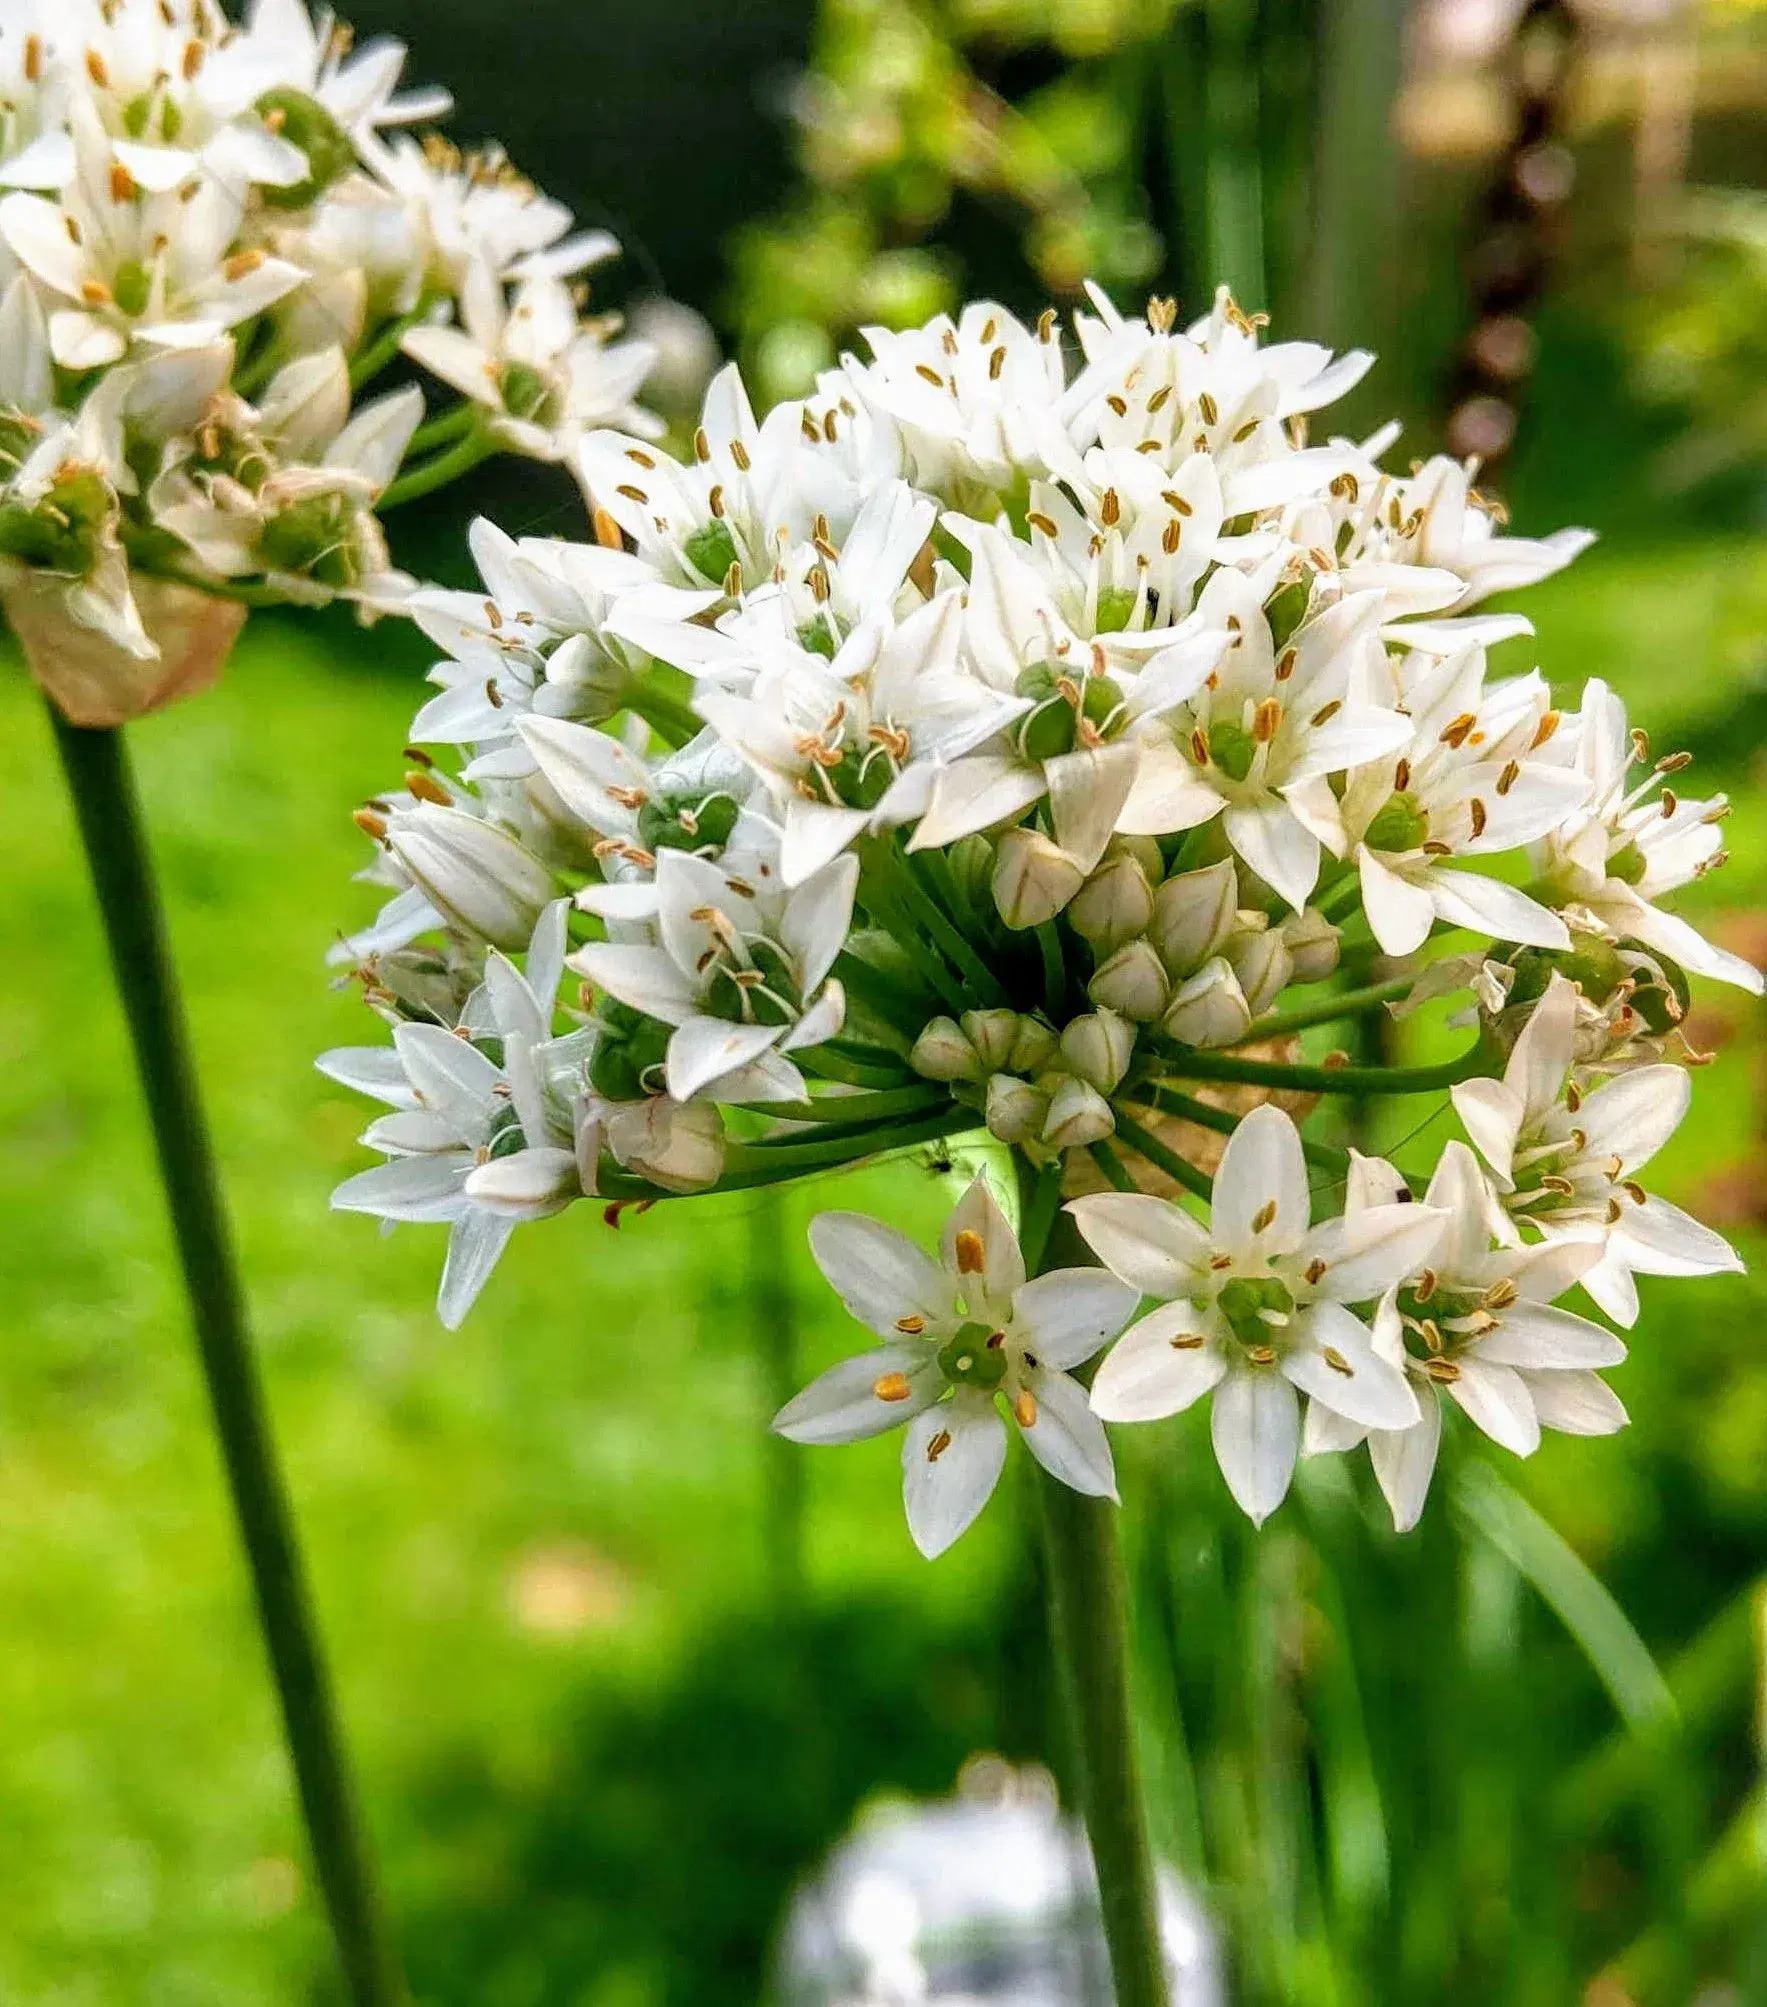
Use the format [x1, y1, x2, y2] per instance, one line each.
[1068, 852, 1154, 955]
[993, 827, 1085, 930]
[1281, 907, 1341, 984]
[385, 803, 553, 950]
[1224, 924, 1294, 1017]
[1150, 859, 1238, 976]
[985, 1073, 1049, 1146]
[1008, 1016, 1058, 1074]
[1059, 1009, 1136, 1094]
[960, 1008, 1020, 1074]
[1162, 957, 1253, 1048]
[910, 1016, 982, 1083]
[604, 1096, 724, 1193]
[1041, 1076, 1116, 1150]
[1088, 939, 1171, 1022]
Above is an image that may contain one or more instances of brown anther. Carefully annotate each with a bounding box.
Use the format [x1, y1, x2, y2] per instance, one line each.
[1274, 646, 1297, 682]
[1606, 1198, 1624, 1225]
[1026, 510, 1059, 538]
[954, 1229, 986, 1276]
[1413, 1268, 1439, 1303]
[602, 1203, 627, 1229]
[1496, 760, 1520, 796]
[1531, 710, 1561, 750]
[1304, 1259, 1327, 1285]
[1540, 1175, 1576, 1196]
[484, 678, 504, 708]
[109, 162, 136, 203]
[23, 33, 42, 81]
[1310, 699, 1342, 726]
[404, 771, 452, 806]
[1657, 750, 1693, 774]
[914, 363, 944, 388]
[1161, 490, 1194, 517]
[1105, 394, 1128, 418]
[614, 483, 647, 504]
[1483, 1277, 1518, 1311]
[1394, 758, 1412, 792]
[988, 345, 1007, 381]
[1245, 1344, 1278, 1366]
[1469, 798, 1488, 839]
[728, 439, 752, 472]
[1251, 1198, 1278, 1234]
[1209, 1253, 1234, 1271]
[1147, 384, 1173, 414]
[1197, 392, 1219, 426]
[873, 1373, 914, 1403]
[723, 561, 743, 596]
[1147, 296, 1177, 333]
[79, 279, 113, 306]
[1161, 520, 1182, 555]
[223, 249, 265, 281]
[1100, 488, 1121, 528]
[592, 507, 624, 550]
[1661, 789, 1678, 818]
[1622, 1180, 1648, 1205]
[1421, 1358, 1460, 1383]
[986, 1330, 1006, 1350]
[1037, 308, 1058, 342]
[1013, 1390, 1038, 1429]
[1630, 727, 1651, 764]
[895, 1315, 926, 1335]
[624, 447, 656, 470]
[1440, 712, 1477, 749]
[85, 47, 109, 85]
[1253, 697, 1283, 743]
[1323, 1346, 1355, 1377]
[1322, 1050, 1352, 1069]
[1419, 1318, 1445, 1354]
[1168, 1333, 1205, 1350]
[352, 808, 388, 841]
[926, 1429, 953, 1463]
[980, 316, 998, 344]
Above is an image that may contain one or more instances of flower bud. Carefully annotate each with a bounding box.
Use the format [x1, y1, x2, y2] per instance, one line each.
[960, 1008, 1020, 1074]
[1009, 1016, 1058, 1074]
[1224, 920, 1293, 1017]
[604, 1096, 724, 1193]
[1281, 907, 1341, 985]
[1162, 957, 1253, 1048]
[464, 1146, 581, 1218]
[1059, 1008, 1136, 1094]
[910, 1015, 982, 1083]
[1087, 939, 1170, 1022]
[1041, 1076, 1116, 1151]
[1150, 859, 1238, 976]
[386, 802, 555, 950]
[946, 833, 996, 913]
[985, 1072, 1049, 1145]
[1067, 853, 1154, 955]
[993, 827, 1085, 930]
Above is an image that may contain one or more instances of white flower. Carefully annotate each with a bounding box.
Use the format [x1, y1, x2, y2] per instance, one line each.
[1357, 454, 1594, 608]
[321, 902, 578, 1327]
[1302, 1144, 1625, 1529]
[774, 1174, 1138, 1556]
[568, 841, 855, 1102]
[1074, 1105, 1441, 1523]
[1451, 973, 1744, 1325]
[1537, 679, 1762, 995]
[1338, 647, 1587, 956]
[0, 104, 304, 367]
[402, 260, 657, 460]
[381, 799, 556, 951]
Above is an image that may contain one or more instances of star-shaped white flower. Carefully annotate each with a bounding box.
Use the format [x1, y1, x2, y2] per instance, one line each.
[774, 1174, 1138, 1557]
[1073, 1104, 1441, 1523]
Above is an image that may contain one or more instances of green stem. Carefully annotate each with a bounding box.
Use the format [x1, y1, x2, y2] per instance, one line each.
[1028, 1200, 1172, 2007]
[890, 844, 1012, 1008]
[624, 682, 702, 749]
[1242, 974, 1415, 1042]
[404, 401, 481, 458]
[349, 298, 438, 390]
[47, 714, 405, 2007]
[379, 431, 495, 510]
[797, 1043, 916, 1089]
[596, 1105, 973, 1200]
[1152, 1039, 1489, 1098]
[728, 1085, 943, 1126]
[1089, 1139, 1139, 1193]
[749, 1190, 804, 1602]
[1131, 1084, 1350, 1179]
[1036, 921, 1067, 1022]
[1111, 1111, 1214, 1201]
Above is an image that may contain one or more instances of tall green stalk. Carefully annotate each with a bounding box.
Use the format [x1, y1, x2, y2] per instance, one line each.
[1030, 1206, 1171, 2007]
[48, 711, 405, 2007]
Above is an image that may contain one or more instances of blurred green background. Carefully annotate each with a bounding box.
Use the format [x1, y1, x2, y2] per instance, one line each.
[6, 2, 1767, 2003]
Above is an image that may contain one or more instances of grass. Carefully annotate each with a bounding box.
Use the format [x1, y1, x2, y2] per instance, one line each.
[1, 524, 1765, 2004]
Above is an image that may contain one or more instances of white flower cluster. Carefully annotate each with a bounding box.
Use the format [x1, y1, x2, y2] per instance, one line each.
[0, 0, 654, 661]
[322, 280, 1753, 1544]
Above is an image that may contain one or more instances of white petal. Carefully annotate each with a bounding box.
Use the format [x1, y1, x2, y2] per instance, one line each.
[807, 1213, 955, 1338]
[781, 798, 870, 887]
[1065, 1192, 1211, 1297]
[1357, 847, 1436, 957]
[1301, 1401, 1369, 1456]
[772, 1343, 943, 1444]
[1045, 742, 1139, 874]
[438, 1208, 517, 1329]
[1609, 1193, 1743, 1280]
[1451, 1077, 1525, 1185]
[902, 1394, 1009, 1558]
[1089, 1305, 1225, 1421]
[1576, 1066, 1690, 1177]
[941, 1174, 1025, 1299]
[1473, 1304, 1626, 1369]
[315, 1044, 419, 1107]
[1011, 1269, 1141, 1369]
[568, 943, 697, 1026]
[1210, 1366, 1301, 1524]
[1224, 799, 1319, 914]
[462, 1147, 580, 1217]
[1369, 1395, 1442, 1532]
[1446, 1356, 1540, 1456]
[908, 756, 1046, 850]
[1425, 868, 1570, 951]
[665, 1016, 780, 1101]
[1017, 1368, 1118, 1500]
[330, 1155, 467, 1220]
[1520, 1369, 1628, 1437]
[1299, 1202, 1448, 1303]
[392, 1021, 500, 1131]
[1212, 1104, 1309, 1255]
[1281, 1303, 1420, 1430]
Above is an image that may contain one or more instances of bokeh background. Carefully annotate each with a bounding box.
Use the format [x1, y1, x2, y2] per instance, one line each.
[4, 1, 1767, 2001]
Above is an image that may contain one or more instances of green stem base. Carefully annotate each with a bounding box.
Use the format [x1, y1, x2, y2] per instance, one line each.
[48, 711, 405, 2007]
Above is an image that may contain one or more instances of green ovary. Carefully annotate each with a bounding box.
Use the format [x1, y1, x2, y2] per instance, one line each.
[1218, 1275, 1294, 1350]
[938, 1321, 1008, 1391]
